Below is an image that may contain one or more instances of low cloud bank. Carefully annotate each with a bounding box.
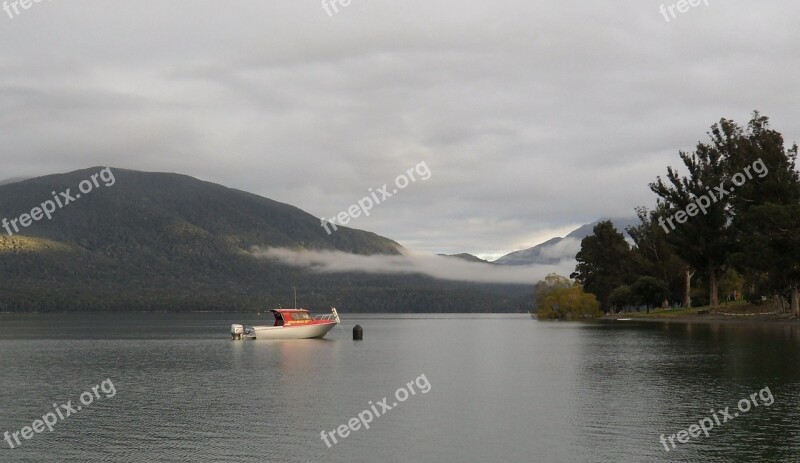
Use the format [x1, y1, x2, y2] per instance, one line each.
[538, 237, 582, 261]
[252, 247, 576, 285]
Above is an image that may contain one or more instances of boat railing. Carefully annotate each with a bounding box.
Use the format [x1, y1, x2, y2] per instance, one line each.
[314, 307, 341, 324]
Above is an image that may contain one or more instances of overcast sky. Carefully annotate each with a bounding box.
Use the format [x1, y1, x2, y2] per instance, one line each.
[2, 1, 798, 260]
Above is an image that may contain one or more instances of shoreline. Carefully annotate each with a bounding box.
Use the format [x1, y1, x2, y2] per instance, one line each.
[607, 313, 800, 325]
[600, 300, 800, 325]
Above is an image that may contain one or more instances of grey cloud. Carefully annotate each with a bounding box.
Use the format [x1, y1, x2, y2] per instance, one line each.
[1, 0, 798, 258]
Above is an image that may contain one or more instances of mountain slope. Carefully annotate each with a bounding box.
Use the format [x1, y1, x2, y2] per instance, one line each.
[0, 167, 401, 256]
[439, 253, 491, 264]
[493, 217, 638, 266]
[0, 167, 531, 312]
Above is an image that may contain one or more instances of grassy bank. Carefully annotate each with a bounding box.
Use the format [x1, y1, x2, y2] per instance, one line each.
[610, 301, 788, 320]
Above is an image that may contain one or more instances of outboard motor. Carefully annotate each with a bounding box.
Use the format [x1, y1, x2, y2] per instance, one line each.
[231, 324, 244, 340]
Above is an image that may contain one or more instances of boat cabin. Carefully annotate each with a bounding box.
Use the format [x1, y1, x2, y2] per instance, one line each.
[270, 309, 313, 327]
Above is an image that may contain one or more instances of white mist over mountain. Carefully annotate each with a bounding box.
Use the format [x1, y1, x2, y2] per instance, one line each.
[253, 247, 575, 285]
[253, 217, 637, 284]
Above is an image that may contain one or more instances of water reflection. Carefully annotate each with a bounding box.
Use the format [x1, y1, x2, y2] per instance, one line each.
[575, 321, 800, 462]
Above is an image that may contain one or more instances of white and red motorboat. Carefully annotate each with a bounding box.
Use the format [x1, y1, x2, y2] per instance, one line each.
[232, 307, 341, 340]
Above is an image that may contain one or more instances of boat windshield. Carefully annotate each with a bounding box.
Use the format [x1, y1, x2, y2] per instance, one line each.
[290, 312, 312, 321]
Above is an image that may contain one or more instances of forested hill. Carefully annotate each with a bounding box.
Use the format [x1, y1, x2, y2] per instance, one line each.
[0, 167, 401, 256]
[0, 168, 532, 312]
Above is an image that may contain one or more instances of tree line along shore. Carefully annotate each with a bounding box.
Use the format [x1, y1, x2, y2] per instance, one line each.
[536, 112, 800, 321]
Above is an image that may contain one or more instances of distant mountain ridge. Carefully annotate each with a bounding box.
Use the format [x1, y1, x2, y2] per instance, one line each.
[492, 218, 638, 266]
[0, 167, 401, 256]
[439, 253, 491, 264]
[0, 167, 532, 312]
[0, 176, 28, 186]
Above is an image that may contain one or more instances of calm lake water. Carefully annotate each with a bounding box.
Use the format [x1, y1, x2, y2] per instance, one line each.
[1, 313, 799, 462]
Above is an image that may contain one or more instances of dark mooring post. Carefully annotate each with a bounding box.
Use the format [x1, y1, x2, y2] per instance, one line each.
[353, 324, 363, 341]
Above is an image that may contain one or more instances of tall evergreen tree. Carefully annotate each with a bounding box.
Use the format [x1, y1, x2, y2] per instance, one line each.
[726, 113, 800, 315]
[626, 206, 687, 306]
[571, 221, 634, 309]
[650, 119, 739, 309]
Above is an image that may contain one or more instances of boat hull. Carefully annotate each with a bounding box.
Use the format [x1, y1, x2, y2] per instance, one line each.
[250, 322, 337, 340]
